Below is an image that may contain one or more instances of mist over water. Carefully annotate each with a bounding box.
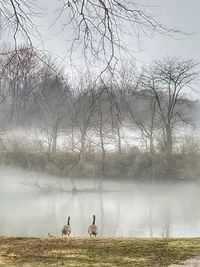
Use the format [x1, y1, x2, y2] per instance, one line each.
[1, 167, 200, 238]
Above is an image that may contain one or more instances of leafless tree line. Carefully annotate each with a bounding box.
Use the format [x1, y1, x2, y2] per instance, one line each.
[0, 48, 198, 168]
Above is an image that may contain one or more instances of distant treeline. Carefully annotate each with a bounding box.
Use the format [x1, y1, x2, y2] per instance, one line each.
[0, 47, 200, 180]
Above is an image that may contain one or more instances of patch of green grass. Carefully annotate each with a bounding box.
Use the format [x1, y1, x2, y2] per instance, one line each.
[1, 237, 200, 266]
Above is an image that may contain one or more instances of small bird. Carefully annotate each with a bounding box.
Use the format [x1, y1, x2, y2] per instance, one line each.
[48, 233, 55, 237]
[61, 216, 71, 237]
[88, 215, 98, 237]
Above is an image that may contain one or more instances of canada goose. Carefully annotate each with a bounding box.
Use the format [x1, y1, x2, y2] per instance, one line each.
[88, 215, 98, 237]
[61, 216, 71, 236]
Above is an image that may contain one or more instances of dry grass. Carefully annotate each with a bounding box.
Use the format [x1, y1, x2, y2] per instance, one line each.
[2, 138, 200, 180]
[1, 237, 200, 266]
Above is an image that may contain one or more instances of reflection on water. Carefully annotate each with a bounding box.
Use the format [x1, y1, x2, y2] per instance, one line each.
[1, 167, 200, 237]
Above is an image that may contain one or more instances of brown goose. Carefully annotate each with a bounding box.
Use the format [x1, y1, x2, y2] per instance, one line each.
[88, 215, 98, 237]
[61, 216, 71, 236]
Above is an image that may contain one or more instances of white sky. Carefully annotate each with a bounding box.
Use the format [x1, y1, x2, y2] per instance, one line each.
[33, 0, 200, 65]
[2, 0, 199, 84]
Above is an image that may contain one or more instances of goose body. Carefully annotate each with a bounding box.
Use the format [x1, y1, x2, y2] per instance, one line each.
[88, 215, 98, 237]
[62, 216, 71, 236]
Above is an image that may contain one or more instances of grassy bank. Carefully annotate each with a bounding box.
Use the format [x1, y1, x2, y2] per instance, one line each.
[1, 237, 200, 266]
[1, 145, 200, 181]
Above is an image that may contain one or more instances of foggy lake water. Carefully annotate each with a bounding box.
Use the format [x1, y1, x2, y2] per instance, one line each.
[1, 167, 200, 238]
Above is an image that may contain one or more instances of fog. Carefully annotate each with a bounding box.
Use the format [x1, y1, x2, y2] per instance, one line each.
[0, 55, 199, 239]
[1, 167, 200, 238]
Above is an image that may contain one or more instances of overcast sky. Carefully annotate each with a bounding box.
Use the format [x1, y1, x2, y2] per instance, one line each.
[34, 0, 200, 67]
[137, 0, 200, 64]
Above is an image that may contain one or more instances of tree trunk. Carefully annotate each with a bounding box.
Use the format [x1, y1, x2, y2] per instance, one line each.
[149, 100, 156, 154]
[165, 126, 172, 158]
[52, 130, 57, 153]
[51, 117, 62, 153]
[149, 135, 154, 154]
[80, 130, 86, 158]
[99, 124, 105, 177]
[116, 124, 122, 154]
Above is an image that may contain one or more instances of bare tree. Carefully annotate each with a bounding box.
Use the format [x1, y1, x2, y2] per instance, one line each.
[36, 65, 70, 154]
[0, 0, 40, 61]
[69, 75, 97, 158]
[91, 85, 116, 180]
[56, 0, 177, 74]
[0, 48, 40, 125]
[126, 90, 157, 153]
[142, 57, 199, 158]
[92, 94, 107, 176]
[0, 1, 178, 73]
[112, 65, 157, 152]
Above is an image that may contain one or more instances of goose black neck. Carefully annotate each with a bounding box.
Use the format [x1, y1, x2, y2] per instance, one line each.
[92, 215, 96, 225]
[67, 216, 70, 225]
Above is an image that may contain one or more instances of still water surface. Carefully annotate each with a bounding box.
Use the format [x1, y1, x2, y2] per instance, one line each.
[0, 167, 200, 237]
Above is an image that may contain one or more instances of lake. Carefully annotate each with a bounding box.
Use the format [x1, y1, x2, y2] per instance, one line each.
[0, 167, 200, 237]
